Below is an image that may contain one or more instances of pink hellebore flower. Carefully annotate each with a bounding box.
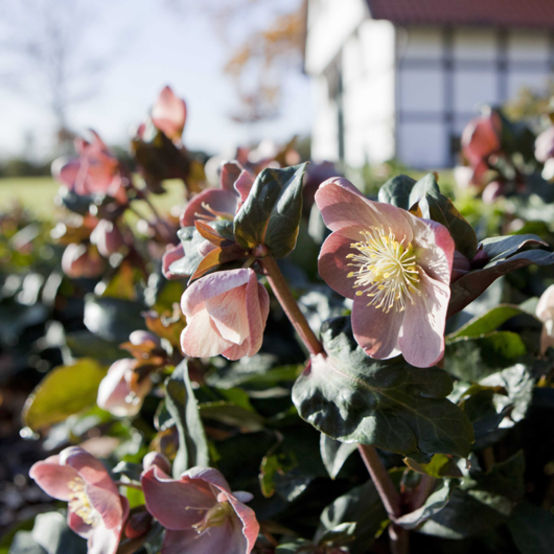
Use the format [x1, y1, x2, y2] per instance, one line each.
[536, 285, 554, 354]
[52, 131, 127, 203]
[315, 178, 455, 368]
[90, 219, 124, 258]
[141, 464, 259, 554]
[97, 358, 151, 417]
[180, 268, 269, 360]
[61, 243, 105, 278]
[151, 85, 187, 143]
[461, 111, 501, 185]
[29, 446, 129, 554]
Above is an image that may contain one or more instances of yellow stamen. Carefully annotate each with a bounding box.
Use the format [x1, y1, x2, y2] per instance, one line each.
[68, 477, 100, 526]
[347, 228, 420, 313]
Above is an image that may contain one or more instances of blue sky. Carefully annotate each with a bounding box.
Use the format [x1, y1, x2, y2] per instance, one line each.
[0, 0, 311, 160]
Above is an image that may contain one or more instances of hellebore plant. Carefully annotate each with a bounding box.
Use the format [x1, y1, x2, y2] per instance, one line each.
[536, 284, 554, 354]
[315, 177, 454, 368]
[29, 447, 129, 554]
[180, 268, 269, 360]
[141, 463, 259, 554]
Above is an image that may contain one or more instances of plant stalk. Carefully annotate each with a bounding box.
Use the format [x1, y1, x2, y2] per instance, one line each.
[259, 256, 324, 357]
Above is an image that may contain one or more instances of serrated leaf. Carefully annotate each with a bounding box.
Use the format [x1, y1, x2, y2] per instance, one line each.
[165, 360, 209, 476]
[234, 163, 308, 257]
[292, 318, 473, 461]
[320, 434, 358, 479]
[23, 358, 106, 431]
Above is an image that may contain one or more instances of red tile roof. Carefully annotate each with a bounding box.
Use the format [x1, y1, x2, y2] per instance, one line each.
[367, 0, 554, 29]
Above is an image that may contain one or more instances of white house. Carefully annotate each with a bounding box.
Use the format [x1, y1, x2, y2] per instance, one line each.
[304, 0, 554, 169]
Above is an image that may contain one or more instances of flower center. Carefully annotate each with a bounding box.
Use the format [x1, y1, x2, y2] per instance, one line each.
[346, 228, 420, 313]
[68, 477, 100, 526]
[192, 501, 233, 534]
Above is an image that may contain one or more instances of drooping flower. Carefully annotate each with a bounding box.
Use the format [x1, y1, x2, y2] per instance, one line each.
[151, 85, 187, 143]
[52, 131, 127, 203]
[29, 446, 128, 554]
[180, 268, 269, 360]
[461, 110, 501, 186]
[315, 177, 454, 368]
[97, 358, 152, 417]
[61, 243, 105, 278]
[141, 463, 259, 554]
[536, 285, 554, 354]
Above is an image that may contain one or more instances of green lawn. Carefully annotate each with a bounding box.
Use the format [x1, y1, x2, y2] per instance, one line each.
[0, 176, 189, 221]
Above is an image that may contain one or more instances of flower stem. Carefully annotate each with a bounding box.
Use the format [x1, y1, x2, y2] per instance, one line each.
[259, 256, 323, 357]
[357, 444, 409, 554]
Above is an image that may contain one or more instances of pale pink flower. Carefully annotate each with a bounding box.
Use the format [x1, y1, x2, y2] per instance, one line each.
[141, 464, 259, 554]
[97, 358, 152, 417]
[180, 268, 269, 360]
[90, 219, 124, 257]
[315, 178, 455, 368]
[534, 126, 554, 163]
[536, 285, 554, 354]
[151, 86, 187, 143]
[61, 243, 105, 278]
[52, 131, 127, 203]
[29, 446, 129, 554]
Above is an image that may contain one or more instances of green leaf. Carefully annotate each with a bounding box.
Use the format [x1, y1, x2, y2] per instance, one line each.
[199, 402, 265, 432]
[396, 481, 453, 530]
[448, 304, 527, 339]
[233, 163, 308, 258]
[165, 360, 209, 476]
[404, 454, 462, 479]
[420, 451, 525, 538]
[449, 234, 554, 317]
[292, 317, 474, 461]
[83, 294, 146, 343]
[409, 173, 478, 258]
[377, 174, 416, 208]
[508, 502, 554, 554]
[320, 434, 358, 479]
[315, 481, 387, 554]
[445, 332, 527, 381]
[23, 359, 106, 431]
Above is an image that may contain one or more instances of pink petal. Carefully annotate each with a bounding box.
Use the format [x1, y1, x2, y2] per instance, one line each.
[536, 285, 554, 322]
[68, 510, 94, 538]
[62, 447, 119, 497]
[318, 230, 359, 300]
[180, 309, 234, 358]
[219, 161, 243, 192]
[151, 86, 187, 141]
[183, 467, 231, 492]
[205, 286, 250, 344]
[181, 269, 252, 316]
[86, 483, 125, 529]
[162, 243, 185, 279]
[315, 178, 414, 242]
[397, 271, 451, 367]
[162, 523, 247, 554]
[141, 467, 214, 530]
[233, 170, 255, 208]
[29, 461, 79, 500]
[180, 188, 237, 227]
[220, 490, 259, 554]
[351, 300, 402, 360]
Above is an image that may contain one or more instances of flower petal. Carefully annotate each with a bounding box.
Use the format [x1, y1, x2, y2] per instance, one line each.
[29, 460, 78, 501]
[62, 447, 118, 496]
[351, 300, 402, 360]
[180, 309, 234, 358]
[398, 271, 450, 367]
[141, 467, 214, 530]
[162, 523, 247, 554]
[180, 189, 237, 227]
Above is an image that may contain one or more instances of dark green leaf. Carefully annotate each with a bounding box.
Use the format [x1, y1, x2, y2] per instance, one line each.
[23, 359, 106, 431]
[480, 234, 549, 261]
[165, 360, 209, 476]
[320, 434, 358, 479]
[199, 402, 265, 432]
[508, 501, 554, 554]
[377, 174, 416, 208]
[445, 331, 527, 381]
[83, 295, 146, 343]
[234, 163, 308, 257]
[448, 304, 527, 339]
[292, 317, 473, 461]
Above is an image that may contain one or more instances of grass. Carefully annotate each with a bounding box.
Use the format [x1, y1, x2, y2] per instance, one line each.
[0, 176, 190, 221]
